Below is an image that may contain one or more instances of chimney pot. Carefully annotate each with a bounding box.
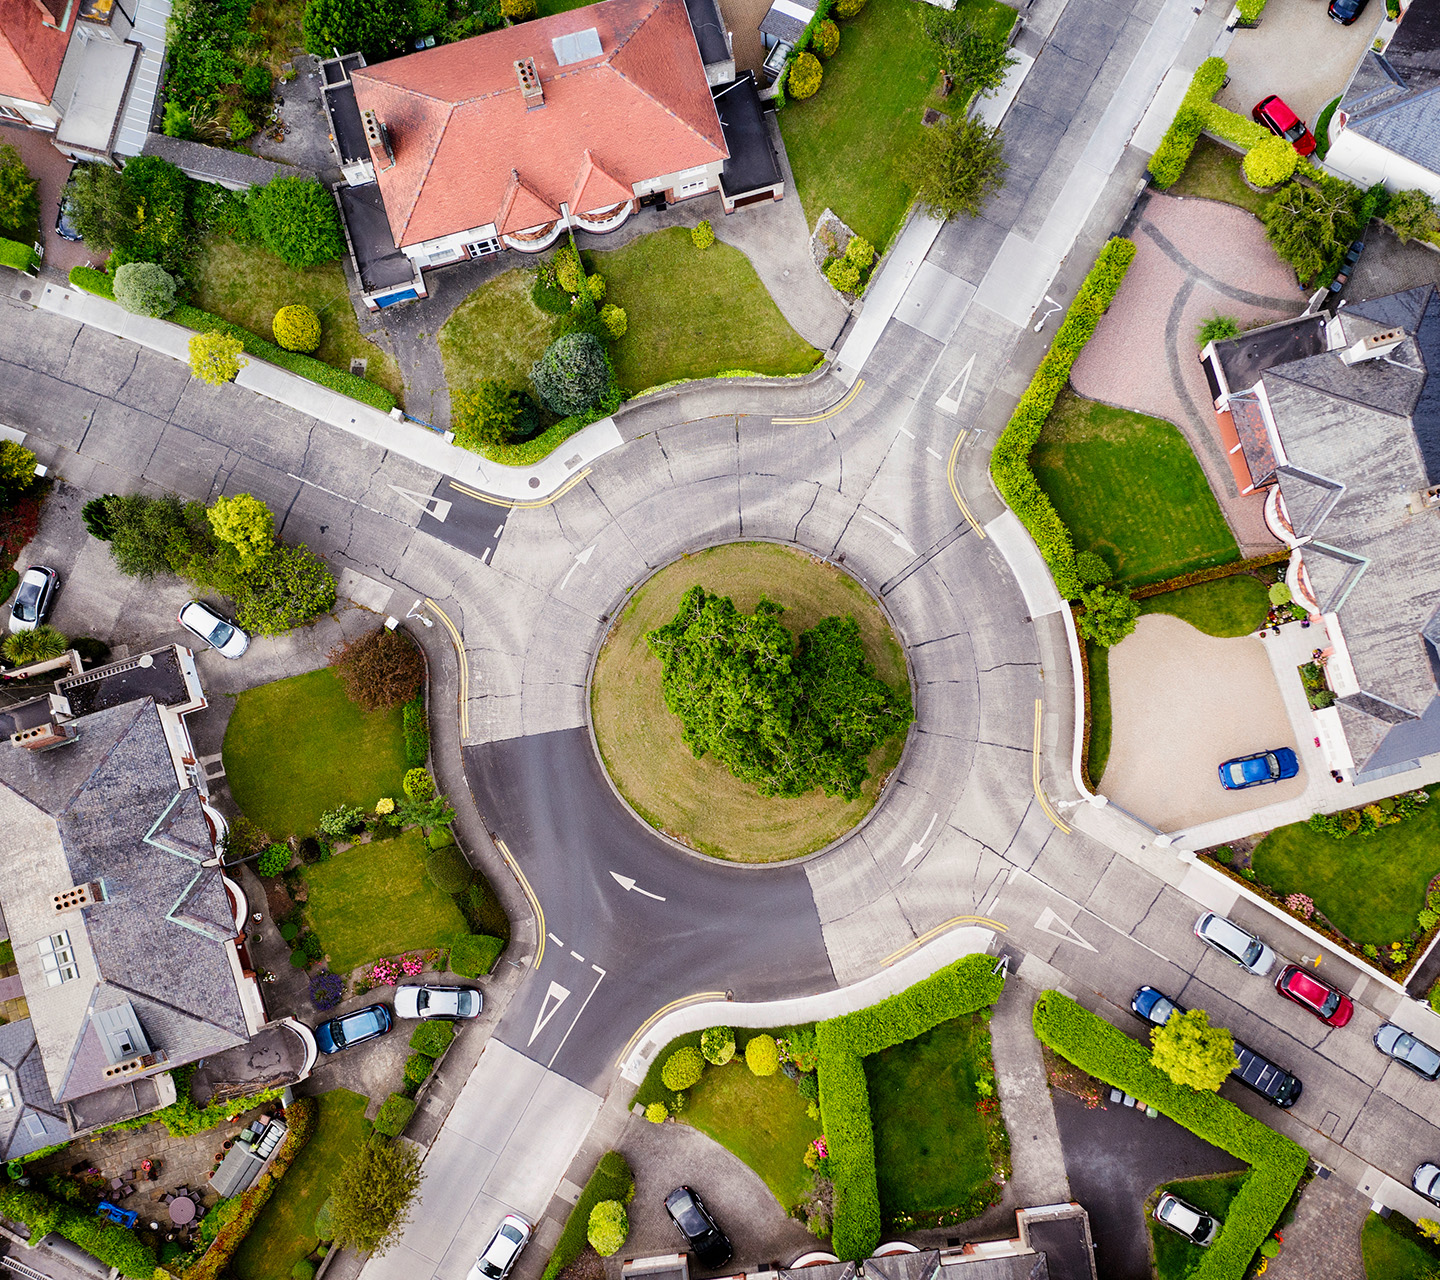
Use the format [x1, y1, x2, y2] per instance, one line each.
[515, 57, 545, 108]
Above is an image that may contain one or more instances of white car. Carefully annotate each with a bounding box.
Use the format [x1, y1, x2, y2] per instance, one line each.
[467, 1214, 531, 1280]
[178, 600, 249, 658]
[1153, 1193, 1218, 1246]
[394, 984, 482, 1020]
[8, 565, 59, 634]
[1194, 912, 1277, 976]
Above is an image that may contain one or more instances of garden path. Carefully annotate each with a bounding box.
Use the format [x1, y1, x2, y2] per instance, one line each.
[1260, 1171, 1368, 1280]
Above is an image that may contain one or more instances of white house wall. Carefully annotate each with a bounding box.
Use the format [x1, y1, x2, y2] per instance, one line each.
[1326, 128, 1440, 200]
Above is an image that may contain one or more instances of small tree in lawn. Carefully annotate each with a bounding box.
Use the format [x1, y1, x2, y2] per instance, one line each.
[329, 627, 425, 711]
[1077, 585, 1139, 647]
[327, 1137, 424, 1257]
[274, 304, 322, 352]
[1263, 179, 1359, 284]
[532, 332, 610, 416]
[900, 116, 1007, 222]
[112, 262, 177, 317]
[190, 330, 245, 385]
[208, 493, 275, 564]
[248, 175, 346, 268]
[1150, 1008, 1237, 1092]
[920, 9, 1018, 100]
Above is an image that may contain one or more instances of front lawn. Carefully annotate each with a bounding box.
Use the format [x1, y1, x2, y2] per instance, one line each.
[191, 236, 404, 403]
[303, 829, 469, 972]
[223, 668, 408, 839]
[864, 1014, 1001, 1222]
[1030, 391, 1239, 587]
[1167, 136, 1276, 220]
[1149, 1171, 1251, 1280]
[232, 1089, 368, 1280]
[437, 268, 556, 397]
[778, 0, 1012, 250]
[1139, 575, 1269, 638]
[1362, 1211, 1440, 1280]
[1250, 801, 1440, 944]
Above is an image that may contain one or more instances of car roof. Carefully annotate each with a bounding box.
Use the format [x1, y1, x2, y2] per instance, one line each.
[1161, 1197, 1203, 1232]
[1263, 97, 1299, 126]
[1282, 969, 1333, 1004]
[1200, 914, 1253, 953]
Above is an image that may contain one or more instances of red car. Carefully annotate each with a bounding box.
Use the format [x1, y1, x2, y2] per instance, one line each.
[1275, 964, 1353, 1026]
[1253, 96, 1317, 156]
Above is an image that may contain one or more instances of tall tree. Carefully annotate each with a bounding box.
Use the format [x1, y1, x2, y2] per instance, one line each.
[327, 1138, 423, 1256]
[303, 0, 411, 60]
[1150, 1009, 1237, 1092]
[0, 143, 39, 240]
[900, 117, 1008, 222]
[208, 492, 275, 563]
[920, 10, 1018, 100]
[1263, 179, 1360, 284]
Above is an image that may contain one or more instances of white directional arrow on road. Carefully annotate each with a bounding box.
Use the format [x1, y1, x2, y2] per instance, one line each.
[936, 354, 976, 415]
[559, 544, 597, 591]
[902, 813, 939, 866]
[528, 980, 571, 1045]
[609, 872, 667, 901]
[1034, 907, 1097, 952]
[860, 514, 917, 558]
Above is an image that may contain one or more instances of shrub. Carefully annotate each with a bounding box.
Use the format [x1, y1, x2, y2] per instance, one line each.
[329, 626, 424, 711]
[502, 0, 535, 16]
[0, 143, 38, 239]
[81, 494, 120, 541]
[403, 694, 429, 767]
[827, 259, 861, 293]
[404, 1052, 435, 1087]
[542, 1152, 635, 1280]
[1243, 135, 1299, 188]
[189, 329, 245, 385]
[1269, 582, 1292, 606]
[1198, 314, 1241, 345]
[258, 843, 291, 876]
[309, 971, 344, 1011]
[450, 933, 504, 978]
[662, 1046, 705, 1090]
[691, 220, 715, 249]
[585, 273, 606, 302]
[426, 826, 456, 850]
[587, 1200, 628, 1256]
[532, 331, 611, 416]
[292, 1261, 316, 1280]
[788, 51, 822, 99]
[645, 1101, 669, 1122]
[373, 1093, 416, 1137]
[1385, 188, 1439, 243]
[599, 303, 628, 338]
[280, 922, 300, 942]
[243, 62, 273, 97]
[745, 1034, 780, 1076]
[318, 805, 365, 838]
[835, 0, 866, 15]
[248, 176, 345, 269]
[1148, 105, 1205, 188]
[230, 108, 256, 142]
[427, 844, 474, 893]
[3, 625, 68, 666]
[273, 304, 322, 353]
[553, 243, 584, 293]
[1077, 585, 1140, 647]
[816, 18, 840, 56]
[1076, 551, 1111, 585]
[701, 1025, 736, 1065]
[844, 234, 873, 268]
[404, 767, 435, 800]
[410, 1020, 455, 1056]
[453, 379, 522, 452]
[112, 261, 177, 317]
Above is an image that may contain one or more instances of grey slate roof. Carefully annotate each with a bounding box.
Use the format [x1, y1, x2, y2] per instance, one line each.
[0, 1019, 68, 1162]
[1338, 0, 1440, 173]
[140, 134, 308, 190]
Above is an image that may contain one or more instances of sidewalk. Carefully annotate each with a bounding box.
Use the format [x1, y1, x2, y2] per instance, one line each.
[989, 975, 1070, 1207]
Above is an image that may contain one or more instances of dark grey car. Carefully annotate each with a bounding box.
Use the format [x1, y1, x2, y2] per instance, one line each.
[1375, 1023, 1440, 1080]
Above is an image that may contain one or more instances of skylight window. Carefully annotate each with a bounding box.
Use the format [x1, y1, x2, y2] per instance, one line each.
[37, 930, 78, 986]
[552, 28, 603, 66]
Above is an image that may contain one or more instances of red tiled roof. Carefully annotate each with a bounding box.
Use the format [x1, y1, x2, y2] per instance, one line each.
[0, 0, 70, 104]
[352, 0, 727, 248]
[496, 169, 559, 235]
[570, 149, 633, 216]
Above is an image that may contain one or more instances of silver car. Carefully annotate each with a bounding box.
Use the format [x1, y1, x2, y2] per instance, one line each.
[8, 566, 59, 634]
[178, 599, 249, 658]
[1375, 1023, 1440, 1080]
[1153, 1193, 1218, 1246]
[467, 1215, 531, 1280]
[1194, 912, 1277, 976]
[1415, 1162, 1440, 1205]
[393, 984, 482, 1020]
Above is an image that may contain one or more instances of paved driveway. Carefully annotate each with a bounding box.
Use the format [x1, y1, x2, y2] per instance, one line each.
[1101, 614, 1305, 830]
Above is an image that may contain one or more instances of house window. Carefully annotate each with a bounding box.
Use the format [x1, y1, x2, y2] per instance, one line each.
[38, 930, 79, 985]
[675, 174, 711, 197]
[0, 1072, 13, 1109]
[466, 238, 503, 256]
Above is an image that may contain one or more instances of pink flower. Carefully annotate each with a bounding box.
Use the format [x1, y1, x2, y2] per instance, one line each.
[812, 1136, 828, 1158]
[401, 957, 423, 976]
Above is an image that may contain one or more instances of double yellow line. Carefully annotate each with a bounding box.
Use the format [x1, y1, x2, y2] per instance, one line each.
[946, 429, 985, 538]
[448, 468, 592, 509]
[425, 598, 469, 741]
[773, 378, 865, 425]
[495, 838, 547, 968]
[881, 914, 1009, 968]
[1033, 698, 1070, 833]
[616, 991, 729, 1069]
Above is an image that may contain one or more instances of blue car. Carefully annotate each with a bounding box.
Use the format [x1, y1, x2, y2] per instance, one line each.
[1131, 986, 1186, 1029]
[1218, 747, 1298, 790]
[315, 1004, 392, 1054]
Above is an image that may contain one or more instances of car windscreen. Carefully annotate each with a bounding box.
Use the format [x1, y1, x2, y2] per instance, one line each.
[13, 583, 38, 620]
[1264, 752, 1279, 777]
[1282, 121, 1306, 143]
[1242, 938, 1265, 966]
[1319, 990, 1341, 1018]
[208, 619, 235, 647]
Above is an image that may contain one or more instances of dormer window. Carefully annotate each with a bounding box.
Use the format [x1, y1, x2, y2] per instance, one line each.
[37, 930, 78, 985]
[0, 1071, 13, 1109]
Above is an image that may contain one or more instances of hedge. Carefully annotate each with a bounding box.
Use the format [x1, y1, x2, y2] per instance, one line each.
[541, 1151, 635, 1280]
[374, 1093, 417, 1137]
[0, 236, 39, 274]
[1148, 58, 1228, 189]
[410, 1019, 456, 1056]
[1032, 993, 1306, 1280]
[0, 1183, 155, 1277]
[67, 267, 395, 412]
[818, 954, 1006, 1259]
[450, 933, 505, 978]
[988, 237, 1137, 600]
[1131, 548, 1290, 600]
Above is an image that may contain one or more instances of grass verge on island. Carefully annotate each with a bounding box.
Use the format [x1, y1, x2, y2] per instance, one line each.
[303, 829, 469, 972]
[590, 542, 908, 862]
[223, 668, 408, 837]
[1362, 1210, 1440, 1280]
[1085, 640, 1111, 784]
[1148, 1171, 1251, 1280]
[232, 1089, 368, 1280]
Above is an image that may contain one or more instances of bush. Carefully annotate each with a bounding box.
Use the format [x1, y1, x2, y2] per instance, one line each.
[248, 176, 346, 269]
[329, 627, 424, 711]
[645, 1101, 669, 1122]
[788, 51, 823, 99]
[242, 62, 273, 97]
[403, 694, 429, 767]
[319, 804, 366, 838]
[426, 826, 456, 850]
[835, 0, 866, 15]
[190, 329, 245, 385]
[373, 1093, 416, 1137]
[452, 379, 522, 452]
[410, 1020, 456, 1056]
[743, 1034, 778, 1076]
[844, 234, 874, 268]
[662, 1046, 705, 1090]
[1076, 550, 1111, 585]
[827, 259, 861, 293]
[450, 933, 505, 978]
[404, 1052, 435, 1087]
[1198, 314, 1241, 345]
[1077, 585, 1140, 647]
[541, 1152, 635, 1280]
[309, 971, 344, 1011]
[587, 1200, 629, 1256]
[692, 220, 715, 249]
[599, 303, 628, 338]
[1268, 581, 1292, 606]
[553, 243, 583, 293]
[532, 332, 611, 416]
[701, 1025, 736, 1065]
[404, 767, 434, 800]
[1385, 188, 1439, 243]
[258, 843, 291, 876]
[3, 625, 68, 666]
[0, 143, 38, 240]
[292, 1261, 316, 1280]
[273, 304, 322, 353]
[585, 273, 606, 302]
[112, 261, 177, 317]
[280, 922, 300, 942]
[816, 18, 840, 56]
[426, 844, 474, 893]
[502, 0, 535, 17]
[230, 108, 256, 142]
[1243, 135, 1299, 188]
[1148, 105, 1205, 188]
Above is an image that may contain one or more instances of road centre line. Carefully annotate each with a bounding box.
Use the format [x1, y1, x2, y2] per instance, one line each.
[1032, 698, 1070, 832]
[881, 915, 1009, 968]
[570, 950, 585, 962]
[946, 430, 986, 538]
[447, 468, 591, 509]
[772, 378, 865, 425]
[926, 446, 943, 460]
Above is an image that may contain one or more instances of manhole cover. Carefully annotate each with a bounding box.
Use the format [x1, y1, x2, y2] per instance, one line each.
[528, 477, 541, 489]
[19, 289, 31, 301]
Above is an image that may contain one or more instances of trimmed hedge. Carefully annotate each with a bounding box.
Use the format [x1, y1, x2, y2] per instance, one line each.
[541, 1151, 635, 1280]
[450, 933, 505, 978]
[410, 1019, 456, 1056]
[374, 1093, 417, 1137]
[1131, 548, 1289, 601]
[0, 236, 39, 274]
[1033, 992, 1306, 1280]
[818, 954, 1007, 1259]
[988, 237, 1137, 600]
[0, 1183, 155, 1277]
[404, 1052, 435, 1087]
[1148, 58, 1228, 189]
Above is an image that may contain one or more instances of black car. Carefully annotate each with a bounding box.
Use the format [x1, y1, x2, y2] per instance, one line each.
[664, 1186, 732, 1269]
[1328, 0, 1368, 23]
[1131, 986, 1186, 1029]
[56, 166, 83, 241]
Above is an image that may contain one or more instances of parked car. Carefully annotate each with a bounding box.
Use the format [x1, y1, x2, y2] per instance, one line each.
[1274, 964, 1354, 1027]
[1218, 747, 1299, 790]
[1153, 1192, 1219, 1247]
[1194, 912, 1278, 976]
[466, 1214, 531, 1280]
[314, 1004, 392, 1054]
[1131, 986, 1187, 1029]
[664, 1186, 732, 1269]
[1415, 1162, 1440, 1206]
[1231, 1038, 1303, 1108]
[1328, 0, 1368, 23]
[178, 599, 249, 658]
[1252, 95, 1317, 155]
[1374, 1023, 1440, 1080]
[56, 166, 83, 241]
[394, 984, 482, 1020]
[7, 566, 59, 634]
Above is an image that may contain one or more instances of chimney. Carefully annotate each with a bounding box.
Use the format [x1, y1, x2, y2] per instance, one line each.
[12, 721, 77, 751]
[1340, 327, 1405, 365]
[53, 882, 104, 913]
[360, 108, 393, 168]
[30, 0, 61, 24]
[515, 57, 545, 109]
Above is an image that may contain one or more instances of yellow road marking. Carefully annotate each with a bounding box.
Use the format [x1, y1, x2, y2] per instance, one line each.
[495, 838, 546, 970]
[447, 468, 592, 509]
[881, 915, 1009, 968]
[1033, 698, 1071, 833]
[425, 598, 469, 741]
[616, 990, 729, 1069]
[772, 378, 865, 425]
[946, 429, 986, 538]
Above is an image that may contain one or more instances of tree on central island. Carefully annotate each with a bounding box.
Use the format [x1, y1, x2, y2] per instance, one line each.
[645, 585, 913, 800]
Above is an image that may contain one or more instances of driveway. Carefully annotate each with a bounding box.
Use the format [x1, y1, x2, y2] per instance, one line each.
[1215, 0, 1384, 129]
[0, 121, 91, 278]
[1100, 614, 1306, 830]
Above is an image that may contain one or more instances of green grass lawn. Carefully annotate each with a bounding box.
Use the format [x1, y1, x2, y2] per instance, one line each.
[437, 267, 557, 397]
[778, 0, 1012, 250]
[1030, 391, 1239, 587]
[684, 1060, 822, 1209]
[1138, 575, 1269, 637]
[223, 668, 408, 839]
[303, 829, 469, 972]
[538, 0, 597, 11]
[864, 1015, 996, 1219]
[1149, 1171, 1250, 1280]
[232, 1090, 368, 1280]
[191, 236, 404, 404]
[1251, 799, 1440, 945]
[1085, 640, 1111, 786]
[1362, 1211, 1440, 1280]
[1166, 136, 1276, 220]
[587, 228, 820, 392]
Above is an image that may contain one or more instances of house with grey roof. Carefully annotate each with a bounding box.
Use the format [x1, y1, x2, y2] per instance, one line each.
[1325, 0, 1440, 197]
[0, 646, 283, 1157]
[1200, 286, 1440, 781]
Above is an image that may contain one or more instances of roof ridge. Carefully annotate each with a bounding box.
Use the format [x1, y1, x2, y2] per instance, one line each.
[56, 699, 152, 821]
[600, 61, 725, 158]
[394, 98, 457, 244]
[1266, 360, 1416, 420]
